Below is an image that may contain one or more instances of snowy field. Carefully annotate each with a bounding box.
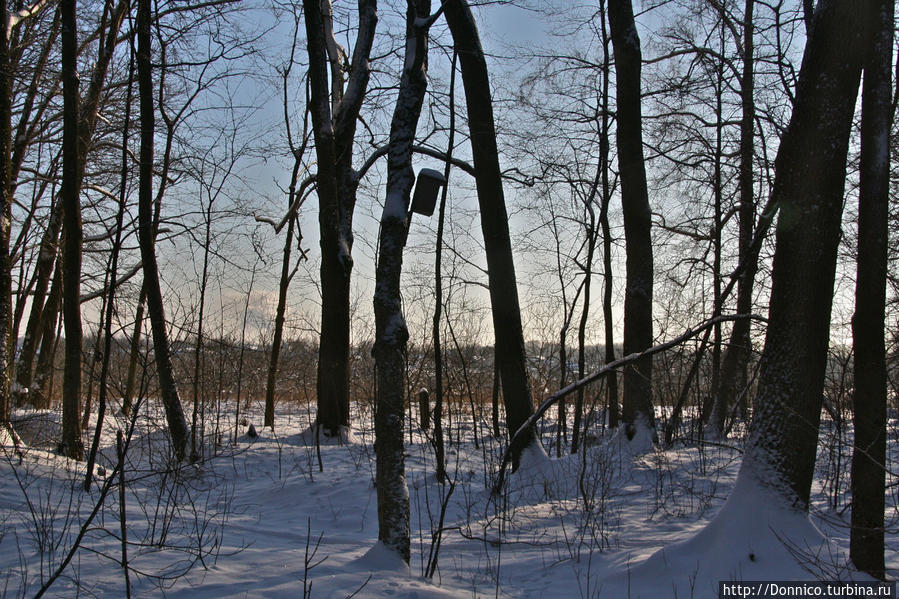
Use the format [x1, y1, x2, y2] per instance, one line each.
[1, 399, 896, 598]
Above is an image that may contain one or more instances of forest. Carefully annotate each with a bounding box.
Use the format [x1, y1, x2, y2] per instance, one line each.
[0, 0, 896, 596]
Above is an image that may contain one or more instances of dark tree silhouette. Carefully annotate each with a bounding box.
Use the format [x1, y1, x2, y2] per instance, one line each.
[738, 0, 867, 508]
[303, 0, 377, 438]
[137, 0, 190, 461]
[443, 0, 540, 470]
[608, 0, 655, 442]
[850, 0, 892, 580]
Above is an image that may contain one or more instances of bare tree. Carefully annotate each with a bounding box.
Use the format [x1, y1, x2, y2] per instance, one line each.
[709, 0, 758, 437]
[850, 0, 892, 579]
[16, 0, 128, 409]
[736, 0, 866, 510]
[303, 0, 377, 438]
[59, 0, 84, 460]
[443, 0, 540, 469]
[137, 0, 190, 461]
[608, 0, 655, 442]
[0, 0, 12, 426]
[372, 0, 435, 563]
[264, 6, 310, 430]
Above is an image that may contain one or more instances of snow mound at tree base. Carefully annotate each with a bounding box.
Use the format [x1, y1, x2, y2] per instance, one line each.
[293, 423, 357, 446]
[601, 473, 859, 598]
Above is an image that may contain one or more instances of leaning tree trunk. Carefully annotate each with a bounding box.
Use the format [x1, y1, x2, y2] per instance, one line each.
[443, 0, 539, 470]
[372, 0, 431, 563]
[738, 0, 866, 509]
[850, 0, 891, 579]
[136, 0, 189, 461]
[608, 0, 655, 442]
[60, 0, 84, 460]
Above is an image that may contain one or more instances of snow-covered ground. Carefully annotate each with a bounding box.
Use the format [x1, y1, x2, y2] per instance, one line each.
[1, 399, 896, 598]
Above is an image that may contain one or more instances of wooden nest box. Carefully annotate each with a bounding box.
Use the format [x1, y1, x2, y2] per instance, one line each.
[410, 168, 447, 217]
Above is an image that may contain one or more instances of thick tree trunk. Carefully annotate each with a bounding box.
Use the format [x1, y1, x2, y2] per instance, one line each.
[372, 0, 431, 563]
[60, 0, 84, 460]
[738, 0, 866, 509]
[850, 0, 891, 579]
[608, 0, 655, 442]
[137, 0, 189, 461]
[303, 0, 377, 438]
[443, 0, 539, 470]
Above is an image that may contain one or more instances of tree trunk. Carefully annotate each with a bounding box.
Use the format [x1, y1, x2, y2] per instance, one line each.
[710, 0, 756, 437]
[60, 0, 84, 460]
[738, 0, 866, 509]
[32, 264, 62, 410]
[372, 0, 431, 563]
[137, 0, 189, 461]
[190, 212, 212, 462]
[443, 0, 539, 470]
[84, 53, 132, 488]
[850, 0, 891, 579]
[571, 222, 595, 453]
[303, 0, 377, 438]
[14, 207, 61, 407]
[121, 288, 145, 417]
[431, 51, 457, 483]
[608, 0, 655, 442]
[264, 216, 295, 430]
[0, 0, 11, 425]
[599, 0, 618, 431]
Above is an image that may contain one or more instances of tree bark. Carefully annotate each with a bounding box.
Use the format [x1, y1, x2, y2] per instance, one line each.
[738, 0, 866, 509]
[0, 0, 12, 425]
[598, 0, 618, 432]
[850, 0, 891, 579]
[372, 0, 432, 563]
[137, 0, 189, 461]
[60, 0, 84, 460]
[121, 289, 145, 417]
[32, 264, 62, 409]
[264, 216, 295, 430]
[710, 0, 756, 437]
[431, 51, 457, 483]
[303, 0, 377, 438]
[608, 0, 655, 441]
[443, 0, 539, 470]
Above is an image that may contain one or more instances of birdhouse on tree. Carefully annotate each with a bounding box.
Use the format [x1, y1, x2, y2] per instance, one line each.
[410, 168, 447, 217]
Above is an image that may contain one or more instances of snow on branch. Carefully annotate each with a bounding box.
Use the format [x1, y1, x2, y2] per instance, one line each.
[7, 0, 51, 35]
[493, 312, 767, 490]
